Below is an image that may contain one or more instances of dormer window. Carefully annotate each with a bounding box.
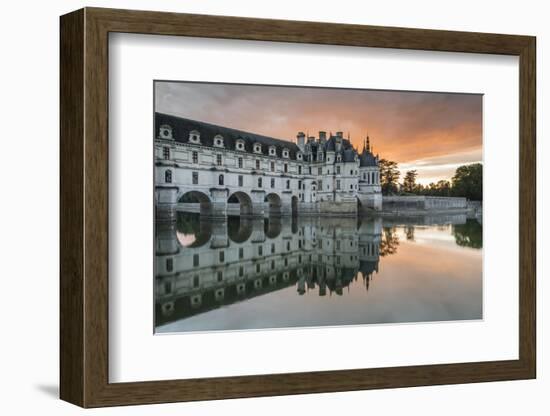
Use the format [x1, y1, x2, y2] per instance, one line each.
[254, 143, 262, 154]
[236, 139, 245, 151]
[282, 148, 289, 158]
[189, 130, 200, 144]
[337, 154, 342, 162]
[159, 124, 173, 140]
[297, 152, 303, 160]
[213, 134, 224, 148]
[269, 146, 276, 156]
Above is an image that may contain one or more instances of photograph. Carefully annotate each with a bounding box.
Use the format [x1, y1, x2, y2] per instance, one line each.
[153, 81, 483, 333]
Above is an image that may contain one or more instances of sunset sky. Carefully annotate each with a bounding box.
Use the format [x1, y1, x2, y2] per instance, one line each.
[155, 82, 482, 185]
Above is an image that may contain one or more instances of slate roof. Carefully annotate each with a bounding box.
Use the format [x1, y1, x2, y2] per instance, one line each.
[359, 148, 379, 167]
[155, 112, 301, 159]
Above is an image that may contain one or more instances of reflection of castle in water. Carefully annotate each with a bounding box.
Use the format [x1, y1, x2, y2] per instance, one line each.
[155, 215, 383, 327]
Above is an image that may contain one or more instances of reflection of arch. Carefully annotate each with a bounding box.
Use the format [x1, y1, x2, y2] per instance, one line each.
[178, 190, 212, 216]
[175, 213, 212, 248]
[264, 217, 282, 239]
[227, 216, 253, 243]
[228, 191, 253, 216]
[291, 195, 299, 217]
[264, 193, 282, 216]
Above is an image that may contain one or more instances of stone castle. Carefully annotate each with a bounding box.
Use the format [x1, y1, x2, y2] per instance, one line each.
[154, 112, 382, 220]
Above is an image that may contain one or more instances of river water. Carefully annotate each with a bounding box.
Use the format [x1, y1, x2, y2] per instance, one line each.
[155, 213, 482, 333]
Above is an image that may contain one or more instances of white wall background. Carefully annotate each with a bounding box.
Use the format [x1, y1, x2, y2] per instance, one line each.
[0, 0, 545, 414]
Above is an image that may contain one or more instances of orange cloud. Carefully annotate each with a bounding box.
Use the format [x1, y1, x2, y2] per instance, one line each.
[156, 81, 482, 182]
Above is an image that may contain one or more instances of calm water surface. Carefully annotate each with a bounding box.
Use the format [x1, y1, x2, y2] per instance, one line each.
[155, 213, 482, 333]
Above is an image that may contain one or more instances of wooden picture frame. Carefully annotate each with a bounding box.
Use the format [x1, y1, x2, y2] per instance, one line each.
[60, 7, 536, 408]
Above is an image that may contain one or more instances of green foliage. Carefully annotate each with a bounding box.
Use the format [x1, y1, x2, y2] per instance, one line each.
[451, 163, 483, 201]
[392, 162, 482, 200]
[379, 159, 400, 195]
[402, 170, 418, 193]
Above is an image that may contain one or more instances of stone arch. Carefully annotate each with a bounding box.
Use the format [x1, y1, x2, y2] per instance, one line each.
[228, 191, 254, 217]
[178, 190, 213, 217]
[264, 193, 282, 216]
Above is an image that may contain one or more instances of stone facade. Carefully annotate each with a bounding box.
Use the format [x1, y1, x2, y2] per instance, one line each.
[154, 113, 382, 220]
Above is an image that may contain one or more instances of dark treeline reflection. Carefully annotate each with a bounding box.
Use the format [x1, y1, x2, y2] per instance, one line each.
[155, 213, 482, 332]
[452, 219, 483, 249]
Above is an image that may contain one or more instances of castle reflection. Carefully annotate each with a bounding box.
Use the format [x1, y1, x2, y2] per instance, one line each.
[155, 213, 482, 329]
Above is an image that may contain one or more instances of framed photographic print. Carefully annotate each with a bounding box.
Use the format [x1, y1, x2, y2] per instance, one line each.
[60, 7, 536, 408]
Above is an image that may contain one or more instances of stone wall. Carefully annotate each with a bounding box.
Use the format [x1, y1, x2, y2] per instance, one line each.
[382, 196, 468, 213]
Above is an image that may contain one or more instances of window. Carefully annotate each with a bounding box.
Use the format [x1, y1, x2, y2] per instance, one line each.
[308, 166, 312, 174]
[239, 248, 244, 259]
[271, 260, 275, 270]
[216, 154, 222, 166]
[336, 166, 341, 174]
[284, 258, 288, 267]
[258, 246, 263, 256]
[238, 175, 243, 187]
[238, 157, 243, 168]
[163, 146, 170, 160]
[189, 130, 200, 143]
[336, 180, 341, 190]
[270, 161, 275, 172]
[217, 271, 223, 282]
[286, 180, 290, 189]
[283, 150, 289, 158]
[298, 180, 302, 189]
[256, 160, 260, 170]
[318, 180, 323, 190]
[239, 266, 244, 277]
[192, 151, 198, 164]
[271, 178, 275, 188]
[166, 258, 173, 272]
[287, 242, 291, 251]
[284, 163, 288, 173]
[237, 141, 244, 150]
[192, 171, 198, 185]
[271, 243, 275, 253]
[256, 264, 261, 273]
[218, 174, 224, 186]
[298, 165, 302, 175]
[254, 144, 261, 153]
[165, 170, 172, 183]
[269, 147, 276, 155]
[350, 184, 354, 190]
[219, 251, 225, 263]
[350, 170, 353, 175]
[258, 177, 262, 188]
[193, 275, 200, 287]
[193, 254, 199, 267]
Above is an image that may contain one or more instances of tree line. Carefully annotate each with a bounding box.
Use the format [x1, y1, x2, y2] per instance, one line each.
[378, 159, 482, 201]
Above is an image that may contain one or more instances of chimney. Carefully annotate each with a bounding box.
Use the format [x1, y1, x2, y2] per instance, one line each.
[336, 131, 343, 138]
[308, 136, 315, 143]
[319, 131, 327, 144]
[297, 132, 305, 150]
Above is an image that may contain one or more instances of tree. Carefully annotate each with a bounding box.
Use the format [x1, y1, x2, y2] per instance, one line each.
[402, 170, 418, 193]
[379, 159, 400, 195]
[452, 163, 482, 201]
